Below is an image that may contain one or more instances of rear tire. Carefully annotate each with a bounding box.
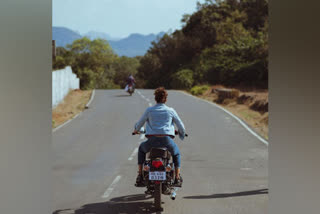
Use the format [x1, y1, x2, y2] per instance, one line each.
[154, 183, 163, 211]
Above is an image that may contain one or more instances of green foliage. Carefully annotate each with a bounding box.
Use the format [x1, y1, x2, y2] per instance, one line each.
[199, 29, 267, 87]
[53, 37, 119, 89]
[53, 56, 67, 70]
[77, 68, 97, 90]
[170, 69, 194, 89]
[137, 0, 268, 89]
[53, 0, 268, 90]
[113, 56, 140, 87]
[190, 85, 210, 95]
[53, 37, 141, 90]
[53, 47, 74, 70]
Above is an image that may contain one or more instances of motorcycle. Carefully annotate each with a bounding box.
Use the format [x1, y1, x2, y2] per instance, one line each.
[126, 83, 134, 96]
[132, 130, 188, 211]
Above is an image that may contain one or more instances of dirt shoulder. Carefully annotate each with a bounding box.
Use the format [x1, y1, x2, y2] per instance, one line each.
[52, 89, 92, 128]
[190, 85, 268, 140]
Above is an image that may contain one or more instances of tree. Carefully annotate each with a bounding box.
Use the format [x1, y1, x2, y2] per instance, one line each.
[137, 0, 268, 89]
[66, 37, 117, 89]
[53, 47, 74, 70]
[170, 69, 194, 89]
[113, 56, 140, 87]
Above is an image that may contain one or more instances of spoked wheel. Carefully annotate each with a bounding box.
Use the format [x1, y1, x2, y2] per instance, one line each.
[154, 182, 163, 211]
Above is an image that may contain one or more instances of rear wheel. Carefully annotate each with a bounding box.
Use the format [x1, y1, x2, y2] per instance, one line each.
[154, 183, 163, 211]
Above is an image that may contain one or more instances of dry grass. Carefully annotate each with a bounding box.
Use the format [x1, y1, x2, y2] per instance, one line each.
[52, 89, 92, 128]
[198, 85, 269, 139]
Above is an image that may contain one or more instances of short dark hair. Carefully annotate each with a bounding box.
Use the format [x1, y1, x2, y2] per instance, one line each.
[154, 87, 168, 103]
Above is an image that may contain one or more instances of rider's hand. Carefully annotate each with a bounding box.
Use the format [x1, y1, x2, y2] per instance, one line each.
[133, 130, 139, 134]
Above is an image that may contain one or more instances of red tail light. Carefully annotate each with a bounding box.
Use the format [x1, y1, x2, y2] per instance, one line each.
[152, 160, 163, 168]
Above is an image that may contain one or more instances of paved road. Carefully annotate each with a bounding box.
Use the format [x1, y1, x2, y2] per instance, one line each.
[52, 89, 268, 214]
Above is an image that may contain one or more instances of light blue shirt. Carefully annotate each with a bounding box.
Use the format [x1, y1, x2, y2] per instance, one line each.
[135, 103, 186, 140]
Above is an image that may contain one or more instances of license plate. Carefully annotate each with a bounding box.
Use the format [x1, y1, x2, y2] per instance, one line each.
[149, 171, 166, 180]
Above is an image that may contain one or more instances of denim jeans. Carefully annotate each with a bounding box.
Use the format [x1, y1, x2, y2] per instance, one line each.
[138, 136, 181, 168]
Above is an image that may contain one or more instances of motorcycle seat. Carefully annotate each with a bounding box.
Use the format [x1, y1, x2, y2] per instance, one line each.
[149, 147, 172, 159]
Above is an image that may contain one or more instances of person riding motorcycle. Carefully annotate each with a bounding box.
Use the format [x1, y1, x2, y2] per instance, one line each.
[126, 74, 135, 90]
[133, 87, 186, 187]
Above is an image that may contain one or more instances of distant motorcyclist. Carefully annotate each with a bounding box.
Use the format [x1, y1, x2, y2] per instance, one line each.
[133, 87, 185, 187]
[126, 74, 135, 90]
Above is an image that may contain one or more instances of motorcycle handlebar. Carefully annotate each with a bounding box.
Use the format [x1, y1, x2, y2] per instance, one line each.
[132, 131, 188, 137]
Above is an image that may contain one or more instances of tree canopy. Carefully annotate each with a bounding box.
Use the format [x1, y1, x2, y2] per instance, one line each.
[137, 0, 268, 89]
[53, 0, 268, 90]
[53, 37, 140, 89]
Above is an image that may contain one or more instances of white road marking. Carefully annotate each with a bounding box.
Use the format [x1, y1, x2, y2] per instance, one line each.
[128, 147, 139, 161]
[136, 89, 152, 107]
[241, 168, 252, 171]
[102, 175, 122, 198]
[179, 91, 269, 146]
[52, 113, 81, 133]
[85, 89, 96, 108]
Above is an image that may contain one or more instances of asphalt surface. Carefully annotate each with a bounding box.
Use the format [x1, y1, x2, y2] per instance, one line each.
[52, 89, 268, 214]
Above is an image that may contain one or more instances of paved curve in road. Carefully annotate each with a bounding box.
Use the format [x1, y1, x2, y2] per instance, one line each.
[52, 89, 268, 214]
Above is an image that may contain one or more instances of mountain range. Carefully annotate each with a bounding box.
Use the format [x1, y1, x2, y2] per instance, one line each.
[84, 31, 121, 41]
[52, 26, 165, 57]
[52, 27, 82, 48]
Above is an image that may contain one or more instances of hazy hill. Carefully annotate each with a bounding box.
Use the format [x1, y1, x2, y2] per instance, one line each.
[84, 31, 121, 41]
[52, 26, 165, 57]
[52, 27, 82, 47]
[109, 32, 165, 57]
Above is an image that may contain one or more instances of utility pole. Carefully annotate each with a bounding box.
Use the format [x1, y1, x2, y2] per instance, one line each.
[52, 40, 56, 60]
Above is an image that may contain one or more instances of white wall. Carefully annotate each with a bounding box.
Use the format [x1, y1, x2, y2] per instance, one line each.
[52, 66, 79, 107]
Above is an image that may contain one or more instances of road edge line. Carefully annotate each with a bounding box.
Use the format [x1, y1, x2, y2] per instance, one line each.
[52, 89, 96, 133]
[85, 89, 96, 108]
[178, 91, 269, 146]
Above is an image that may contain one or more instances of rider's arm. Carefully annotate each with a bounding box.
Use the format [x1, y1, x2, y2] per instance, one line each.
[134, 108, 149, 132]
[172, 109, 186, 140]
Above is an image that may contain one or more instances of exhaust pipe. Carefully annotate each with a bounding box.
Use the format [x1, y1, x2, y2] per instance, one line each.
[170, 191, 176, 200]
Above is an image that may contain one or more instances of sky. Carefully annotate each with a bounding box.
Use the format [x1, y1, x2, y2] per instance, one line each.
[52, 0, 203, 38]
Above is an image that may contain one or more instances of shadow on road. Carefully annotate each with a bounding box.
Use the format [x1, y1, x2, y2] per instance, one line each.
[183, 188, 268, 199]
[114, 94, 131, 97]
[53, 194, 163, 214]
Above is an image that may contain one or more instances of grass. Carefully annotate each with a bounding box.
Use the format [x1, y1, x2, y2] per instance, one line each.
[190, 85, 210, 96]
[52, 89, 92, 128]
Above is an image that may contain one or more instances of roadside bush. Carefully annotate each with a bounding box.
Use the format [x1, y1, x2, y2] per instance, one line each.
[170, 69, 194, 89]
[190, 85, 209, 95]
[98, 79, 121, 89]
[53, 56, 67, 70]
[77, 68, 97, 90]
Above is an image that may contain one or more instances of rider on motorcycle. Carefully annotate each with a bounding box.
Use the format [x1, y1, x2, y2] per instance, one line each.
[133, 87, 186, 187]
[126, 74, 135, 89]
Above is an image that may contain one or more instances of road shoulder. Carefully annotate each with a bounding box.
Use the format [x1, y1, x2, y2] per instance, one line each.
[52, 89, 94, 131]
